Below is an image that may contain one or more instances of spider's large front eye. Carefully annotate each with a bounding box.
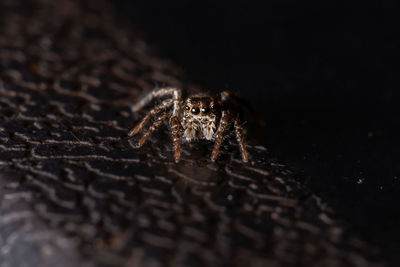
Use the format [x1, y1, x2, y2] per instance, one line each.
[201, 107, 210, 114]
[191, 107, 200, 115]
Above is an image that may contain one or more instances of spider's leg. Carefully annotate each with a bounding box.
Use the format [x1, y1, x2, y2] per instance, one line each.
[170, 116, 181, 163]
[169, 87, 182, 162]
[137, 111, 171, 147]
[234, 118, 249, 162]
[211, 111, 231, 162]
[132, 87, 182, 112]
[128, 99, 173, 136]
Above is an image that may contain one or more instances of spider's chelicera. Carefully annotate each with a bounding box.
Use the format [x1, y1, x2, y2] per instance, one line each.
[128, 88, 249, 163]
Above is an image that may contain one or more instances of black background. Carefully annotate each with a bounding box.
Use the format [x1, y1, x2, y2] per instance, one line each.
[112, 1, 399, 265]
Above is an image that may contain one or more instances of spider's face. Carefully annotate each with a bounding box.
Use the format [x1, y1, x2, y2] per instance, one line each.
[183, 95, 218, 141]
[184, 95, 216, 119]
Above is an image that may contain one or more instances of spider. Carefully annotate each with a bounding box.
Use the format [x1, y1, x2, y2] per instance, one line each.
[128, 87, 249, 163]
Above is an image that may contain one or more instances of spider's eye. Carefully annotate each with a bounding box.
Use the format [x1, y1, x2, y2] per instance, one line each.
[201, 107, 210, 114]
[191, 107, 200, 115]
[185, 106, 190, 111]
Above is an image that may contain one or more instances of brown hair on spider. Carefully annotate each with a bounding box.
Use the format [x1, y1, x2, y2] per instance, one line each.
[128, 88, 249, 163]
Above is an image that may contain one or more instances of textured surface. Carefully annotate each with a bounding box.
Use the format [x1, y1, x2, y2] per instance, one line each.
[0, 0, 383, 266]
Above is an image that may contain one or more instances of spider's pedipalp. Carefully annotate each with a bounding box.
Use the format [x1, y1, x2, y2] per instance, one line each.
[137, 111, 171, 147]
[234, 118, 249, 162]
[211, 111, 231, 162]
[128, 99, 173, 136]
[132, 87, 181, 112]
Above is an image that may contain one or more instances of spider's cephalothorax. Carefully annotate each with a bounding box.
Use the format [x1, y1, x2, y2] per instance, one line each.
[182, 94, 219, 142]
[128, 88, 249, 163]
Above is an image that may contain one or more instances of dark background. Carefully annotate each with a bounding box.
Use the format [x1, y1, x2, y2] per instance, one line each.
[111, 1, 399, 265]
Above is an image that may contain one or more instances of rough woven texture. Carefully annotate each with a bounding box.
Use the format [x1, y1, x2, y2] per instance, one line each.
[0, 0, 382, 266]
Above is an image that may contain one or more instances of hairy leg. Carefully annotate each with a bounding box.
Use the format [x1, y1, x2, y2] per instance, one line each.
[234, 118, 249, 162]
[132, 87, 181, 112]
[170, 116, 181, 163]
[211, 111, 231, 162]
[128, 99, 173, 136]
[137, 111, 171, 147]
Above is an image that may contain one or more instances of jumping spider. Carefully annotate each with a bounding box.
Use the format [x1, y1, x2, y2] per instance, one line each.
[128, 87, 249, 163]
